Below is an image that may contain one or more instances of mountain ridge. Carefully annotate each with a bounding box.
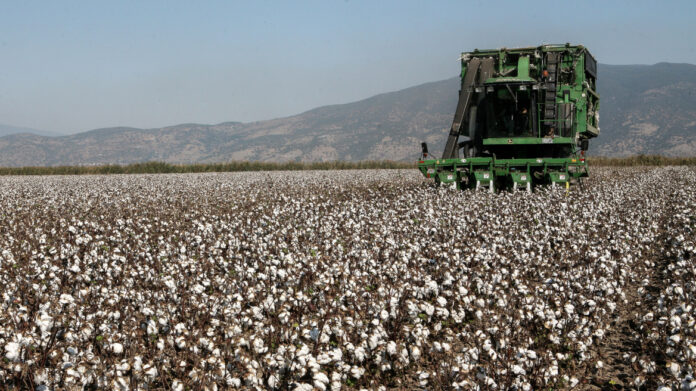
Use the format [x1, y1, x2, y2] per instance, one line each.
[0, 123, 62, 138]
[1, 62, 695, 166]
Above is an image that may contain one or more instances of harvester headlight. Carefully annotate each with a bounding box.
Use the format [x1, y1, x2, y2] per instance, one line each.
[519, 85, 527, 90]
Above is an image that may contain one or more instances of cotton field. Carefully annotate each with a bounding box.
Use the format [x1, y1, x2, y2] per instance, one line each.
[1, 167, 695, 390]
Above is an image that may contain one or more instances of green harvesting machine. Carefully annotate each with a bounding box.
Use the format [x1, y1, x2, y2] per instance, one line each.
[419, 44, 599, 191]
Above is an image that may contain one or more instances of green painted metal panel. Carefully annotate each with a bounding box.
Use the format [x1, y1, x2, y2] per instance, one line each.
[482, 137, 574, 145]
[517, 56, 530, 79]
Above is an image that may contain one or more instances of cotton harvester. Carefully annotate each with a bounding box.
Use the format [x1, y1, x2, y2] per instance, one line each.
[419, 44, 599, 191]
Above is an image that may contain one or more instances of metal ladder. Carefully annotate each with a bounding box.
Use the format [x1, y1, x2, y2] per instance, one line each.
[543, 52, 560, 135]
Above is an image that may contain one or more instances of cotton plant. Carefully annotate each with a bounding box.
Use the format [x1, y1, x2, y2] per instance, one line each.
[0, 167, 694, 389]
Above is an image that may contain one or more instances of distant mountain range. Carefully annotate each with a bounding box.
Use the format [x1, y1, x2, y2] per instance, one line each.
[0, 124, 62, 138]
[1, 62, 695, 166]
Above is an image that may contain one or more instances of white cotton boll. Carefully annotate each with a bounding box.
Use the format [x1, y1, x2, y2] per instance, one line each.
[157, 338, 165, 350]
[35, 313, 54, 339]
[421, 303, 435, 316]
[432, 342, 442, 353]
[512, 365, 526, 375]
[4, 342, 21, 362]
[564, 303, 575, 315]
[399, 348, 410, 365]
[111, 343, 124, 354]
[668, 362, 680, 378]
[268, 374, 280, 389]
[330, 348, 343, 362]
[307, 356, 320, 373]
[547, 364, 559, 376]
[114, 376, 129, 390]
[317, 353, 331, 365]
[411, 346, 421, 361]
[349, 366, 364, 379]
[144, 365, 158, 379]
[380, 310, 389, 320]
[688, 344, 696, 359]
[313, 372, 329, 391]
[294, 383, 314, 391]
[669, 334, 682, 345]
[386, 341, 397, 356]
[418, 371, 429, 386]
[147, 319, 158, 335]
[368, 334, 380, 350]
[59, 294, 74, 305]
[643, 312, 654, 322]
[670, 315, 682, 329]
[174, 323, 187, 335]
[436, 296, 447, 307]
[354, 347, 366, 362]
[681, 378, 696, 391]
[330, 373, 342, 391]
[175, 336, 186, 349]
[568, 377, 580, 387]
[116, 361, 130, 372]
[253, 337, 267, 354]
[133, 356, 143, 373]
[227, 377, 241, 387]
[172, 379, 184, 391]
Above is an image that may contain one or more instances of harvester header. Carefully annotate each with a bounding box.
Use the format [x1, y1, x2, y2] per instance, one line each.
[419, 44, 599, 191]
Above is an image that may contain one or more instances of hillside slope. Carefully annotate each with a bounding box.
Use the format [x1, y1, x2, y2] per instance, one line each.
[0, 63, 695, 166]
[596, 63, 696, 156]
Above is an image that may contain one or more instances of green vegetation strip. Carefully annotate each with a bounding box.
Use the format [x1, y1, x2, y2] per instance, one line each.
[0, 155, 694, 176]
[0, 161, 415, 176]
[588, 155, 696, 167]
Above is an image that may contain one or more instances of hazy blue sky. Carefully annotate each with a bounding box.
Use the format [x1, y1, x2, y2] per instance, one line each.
[1, 0, 695, 134]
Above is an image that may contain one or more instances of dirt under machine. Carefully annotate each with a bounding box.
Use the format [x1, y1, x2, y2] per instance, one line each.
[419, 44, 599, 191]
